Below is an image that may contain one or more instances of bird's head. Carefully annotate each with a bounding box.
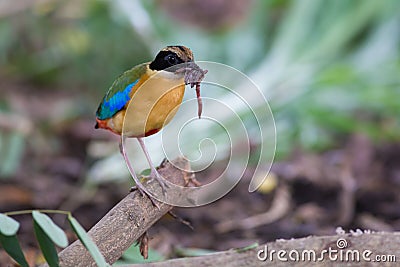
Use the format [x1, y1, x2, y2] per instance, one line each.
[149, 45, 194, 71]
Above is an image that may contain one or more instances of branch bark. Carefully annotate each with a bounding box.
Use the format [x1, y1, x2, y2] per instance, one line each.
[53, 157, 190, 267]
[126, 232, 400, 267]
[43, 157, 400, 267]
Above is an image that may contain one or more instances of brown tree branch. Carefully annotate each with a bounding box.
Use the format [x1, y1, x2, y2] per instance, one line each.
[51, 157, 190, 267]
[43, 157, 400, 267]
[125, 232, 400, 267]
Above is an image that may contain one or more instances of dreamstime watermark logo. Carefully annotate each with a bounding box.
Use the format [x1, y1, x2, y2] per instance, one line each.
[121, 61, 276, 207]
[257, 238, 397, 263]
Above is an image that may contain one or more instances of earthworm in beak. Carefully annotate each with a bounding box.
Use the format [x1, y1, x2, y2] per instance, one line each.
[176, 63, 208, 119]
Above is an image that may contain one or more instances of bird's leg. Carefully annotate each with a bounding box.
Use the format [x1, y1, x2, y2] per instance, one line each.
[119, 137, 161, 209]
[137, 137, 169, 195]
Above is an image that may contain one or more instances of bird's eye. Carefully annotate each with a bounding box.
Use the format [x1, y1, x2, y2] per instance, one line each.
[165, 54, 178, 65]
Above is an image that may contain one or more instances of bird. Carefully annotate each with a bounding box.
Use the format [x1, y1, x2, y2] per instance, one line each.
[95, 45, 206, 203]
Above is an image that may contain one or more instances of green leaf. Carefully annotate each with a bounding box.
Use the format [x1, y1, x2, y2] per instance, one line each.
[34, 220, 59, 267]
[175, 247, 216, 257]
[0, 233, 29, 267]
[235, 243, 259, 253]
[68, 215, 108, 267]
[121, 243, 164, 263]
[0, 132, 25, 177]
[32, 211, 68, 248]
[140, 168, 151, 177]
[0, 213, 20, 236]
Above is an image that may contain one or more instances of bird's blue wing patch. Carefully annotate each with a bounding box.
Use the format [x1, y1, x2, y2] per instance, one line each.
[97, 79, 139, 120]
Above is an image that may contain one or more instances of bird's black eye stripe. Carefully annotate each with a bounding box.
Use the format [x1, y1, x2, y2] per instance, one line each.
[165, 54, 178, 65]
[149, 51, 184, 71]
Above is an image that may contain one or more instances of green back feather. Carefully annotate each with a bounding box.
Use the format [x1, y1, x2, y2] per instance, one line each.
[96, 63, 147, 120]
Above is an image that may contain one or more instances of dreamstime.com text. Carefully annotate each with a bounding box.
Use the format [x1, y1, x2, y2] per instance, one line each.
[257, 238, 396, 263]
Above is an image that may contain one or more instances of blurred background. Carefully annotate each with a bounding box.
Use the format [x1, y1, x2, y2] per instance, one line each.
[0, 0, 400, 264]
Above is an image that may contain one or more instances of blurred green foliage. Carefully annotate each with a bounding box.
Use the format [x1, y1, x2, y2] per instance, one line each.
[0, 0, 149, 89]
[0, 0, 399, 177]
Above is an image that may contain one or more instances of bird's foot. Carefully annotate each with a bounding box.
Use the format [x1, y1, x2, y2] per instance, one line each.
[142, 169, 169, 196]
[183, 171, 201, 187]
[130, 184, 161, 210]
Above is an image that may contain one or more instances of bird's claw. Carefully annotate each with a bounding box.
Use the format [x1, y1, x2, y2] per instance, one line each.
[184, 173, 202, 187]
[129, 185, 161, 210]
[142, 170, 169, 196]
